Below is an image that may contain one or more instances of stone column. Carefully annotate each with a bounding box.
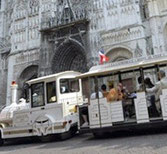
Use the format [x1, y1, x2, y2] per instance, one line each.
[147, 0, 161, 54]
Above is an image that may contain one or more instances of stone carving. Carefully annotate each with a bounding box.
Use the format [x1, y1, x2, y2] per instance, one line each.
[135, 43, 143, 57]
[40, 0, 88, 30]
[16, 0, 27, 8]
[102, 27, 143, 46]
[29, 0, 39, 15]
[29, 0, 39, 8]
[51, 38, 88, 73]
[146, 37, 153, 56]
[0, 38, 11, 53]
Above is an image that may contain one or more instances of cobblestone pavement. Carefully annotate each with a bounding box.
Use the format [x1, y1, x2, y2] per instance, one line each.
[1, 130, 167, 154]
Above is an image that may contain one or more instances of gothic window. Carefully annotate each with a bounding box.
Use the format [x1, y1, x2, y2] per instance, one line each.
[29, 0, 39, 8]
[29, 0, 39, 14]
[64, 7, 72, 23]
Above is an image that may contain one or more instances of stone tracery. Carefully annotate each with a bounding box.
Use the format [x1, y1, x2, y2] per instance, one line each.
[51, 38, 88, 73]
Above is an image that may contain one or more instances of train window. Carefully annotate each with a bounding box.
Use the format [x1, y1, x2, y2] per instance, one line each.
[60, 79, 79, 94]
[46, 82, 57, 104]
[81, 78, 90, 99]
[31, 82, 45, 108]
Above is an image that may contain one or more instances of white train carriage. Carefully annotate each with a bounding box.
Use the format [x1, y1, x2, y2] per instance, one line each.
[77, 54, 167, 137]
[0, 71, 83, 144]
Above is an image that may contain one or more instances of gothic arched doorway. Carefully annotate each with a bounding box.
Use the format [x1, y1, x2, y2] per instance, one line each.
[18, 65, 38, 100]
[52, 39, 88, 73]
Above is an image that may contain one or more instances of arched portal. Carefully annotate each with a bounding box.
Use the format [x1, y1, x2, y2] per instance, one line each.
[106, 47, 133, 62]
[18, 65, 38, 100]
[52, 39, 88, 73]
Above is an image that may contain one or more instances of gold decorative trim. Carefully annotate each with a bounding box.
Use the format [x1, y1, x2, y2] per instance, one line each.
[3, 130, 30, 135]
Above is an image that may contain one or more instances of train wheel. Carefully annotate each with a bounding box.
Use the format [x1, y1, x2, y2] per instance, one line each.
[31, 136, 41, 143]
[59, 125, 78, 140]
[39, 135, 54, 142]
[0, 132, 4, 146]
[93, 132, 104, 139]
[59, 130, 72, 140]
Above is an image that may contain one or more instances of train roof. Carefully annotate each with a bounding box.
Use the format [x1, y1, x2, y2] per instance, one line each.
[27, 71, 81, 85]
[77, 54, 167, 78]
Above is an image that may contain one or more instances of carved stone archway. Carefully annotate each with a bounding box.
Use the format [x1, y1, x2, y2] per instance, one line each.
[18, 65, 38, 99]
[106, 47, 133, 62]
[52, 39, 88, 73]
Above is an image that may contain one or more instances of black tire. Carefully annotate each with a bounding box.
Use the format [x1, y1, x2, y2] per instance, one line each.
[59, 130, 72, 140]
[70, 125, 78, 136]
[0, 131, 4, 146]
[59, 125, 78, 140]
[39, 135, 54, 143]
[93, 132, 104, 139]
[31, 136, 41, 143]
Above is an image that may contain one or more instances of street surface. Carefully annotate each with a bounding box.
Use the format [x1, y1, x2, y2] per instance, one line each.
[1, 129, 167, 154]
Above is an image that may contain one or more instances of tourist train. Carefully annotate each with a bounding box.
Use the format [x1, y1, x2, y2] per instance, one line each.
[0, 71, 83, 144]
[1, 54, 167, 144]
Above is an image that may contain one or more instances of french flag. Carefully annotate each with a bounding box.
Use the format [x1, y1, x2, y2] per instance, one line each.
[99, 50, 109, 64]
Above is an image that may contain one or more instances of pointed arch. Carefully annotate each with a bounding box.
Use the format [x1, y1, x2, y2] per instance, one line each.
[106, 47, 133, 62]
[18, 65, 38, 99]
[52, 38, 88, 73]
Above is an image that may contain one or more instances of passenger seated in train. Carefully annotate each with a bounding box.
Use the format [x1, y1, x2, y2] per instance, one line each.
[61, 86, 69, 93]
[101, 84, 109, 98]
[117, 83, 124, 101]
[107, 82, 118, 102]
[48, 86, 56, 103]
[120, 85, 136, 119]
[107, 82, 123, 102]
[90, 85, 103, 100]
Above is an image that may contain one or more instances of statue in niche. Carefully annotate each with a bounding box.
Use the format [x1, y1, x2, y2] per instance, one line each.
[29, 0, 39, 8]
[15, 0, 27, 11]
[29, 0, 39, 14]
[134, 43, 143, 57]
[56, 0, 88, 25]
[146, 37, 153, 56]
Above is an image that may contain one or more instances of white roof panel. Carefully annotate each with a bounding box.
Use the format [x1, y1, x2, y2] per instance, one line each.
[77, 54, 167, 78]
[27, 71, 81, 84]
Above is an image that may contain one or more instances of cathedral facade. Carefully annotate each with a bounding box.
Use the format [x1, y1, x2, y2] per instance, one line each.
[0, 0, 167, 106]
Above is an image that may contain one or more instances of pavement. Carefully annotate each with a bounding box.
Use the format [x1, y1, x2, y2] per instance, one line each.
[1, 129, 167, 154]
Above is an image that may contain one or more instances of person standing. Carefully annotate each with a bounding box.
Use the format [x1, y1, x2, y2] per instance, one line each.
[145, 77, 159, 117]
[146, 70, 167, 113]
